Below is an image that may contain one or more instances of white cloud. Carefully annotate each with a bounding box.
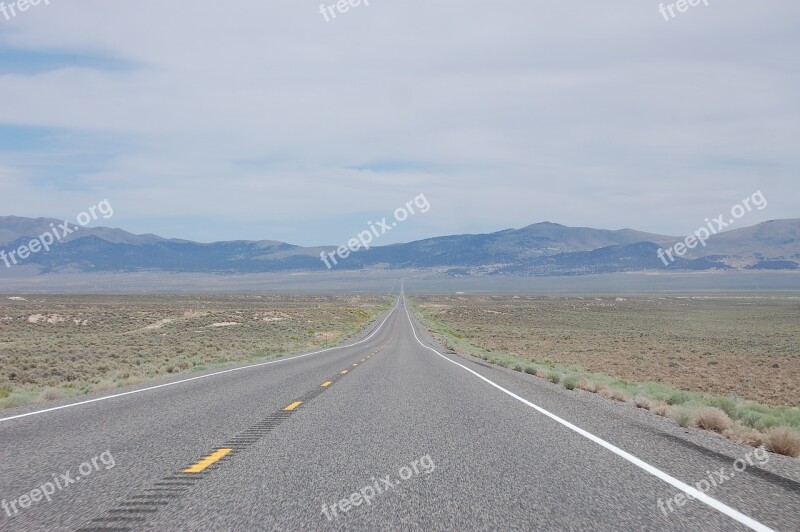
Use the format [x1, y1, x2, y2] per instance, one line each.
[0, 0, 797, 244]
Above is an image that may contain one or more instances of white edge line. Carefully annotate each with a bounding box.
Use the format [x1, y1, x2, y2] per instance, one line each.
[0, 299, 400, 424]
[402, 298, 773, 532]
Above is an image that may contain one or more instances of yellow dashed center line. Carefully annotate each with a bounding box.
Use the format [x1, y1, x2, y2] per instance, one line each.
[183, 448, 232, 474]
[284, 401, 303, 411]
[178, 336, 393, 478]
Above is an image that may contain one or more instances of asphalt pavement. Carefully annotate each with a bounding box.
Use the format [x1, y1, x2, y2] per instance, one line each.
[1, 295, 798, 531]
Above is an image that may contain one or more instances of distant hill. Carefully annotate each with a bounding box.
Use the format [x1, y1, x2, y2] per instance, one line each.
[0, 216, 170, 246]
[690, 219, 800, 258]
[0, 216, 798, 276]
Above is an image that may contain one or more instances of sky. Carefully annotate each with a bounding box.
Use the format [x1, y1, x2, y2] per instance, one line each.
[0, 1, 798, 246]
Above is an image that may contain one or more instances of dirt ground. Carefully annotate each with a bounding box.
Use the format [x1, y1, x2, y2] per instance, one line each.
[413, 295, 800, 407]
[0, 294, 389, 409]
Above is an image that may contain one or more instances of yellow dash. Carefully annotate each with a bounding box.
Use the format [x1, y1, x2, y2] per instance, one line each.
[284, 401, 303, 411]
[183, 448, 232, 474]
[321, 381, 332, 387]
[340, 370, 348, 375]
[361, 359, 366, 362]
[353, 363, 358, 366]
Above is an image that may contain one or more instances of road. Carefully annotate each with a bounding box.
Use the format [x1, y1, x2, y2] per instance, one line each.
[0, 294, 798, 531]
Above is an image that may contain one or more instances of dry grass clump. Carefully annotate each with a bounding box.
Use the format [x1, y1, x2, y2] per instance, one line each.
[91, 379, 117, 393]
[764, 427, 800, 457]
[694, 407, 732, 433]
[651, 402, 672, 417]
[633, 396, 652, 410]
[599, 388, 628, 402]
[670, 409, 695, 428]
[536, 369, 549, 379]
[725, 424, 765, 448]
[37, 388, 65, 402]
[576, 378, 605, 393]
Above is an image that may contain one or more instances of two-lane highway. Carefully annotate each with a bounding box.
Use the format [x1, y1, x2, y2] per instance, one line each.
[1, 295, 797, 531]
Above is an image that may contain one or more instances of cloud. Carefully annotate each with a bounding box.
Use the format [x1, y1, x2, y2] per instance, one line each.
[0, 0, 797, 245]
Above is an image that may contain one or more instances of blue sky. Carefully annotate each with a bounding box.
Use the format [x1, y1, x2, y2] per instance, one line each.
[0, 1, 798, 246]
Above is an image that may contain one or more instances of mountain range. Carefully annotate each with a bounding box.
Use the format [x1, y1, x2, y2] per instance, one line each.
[1, 216, 798, 276]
